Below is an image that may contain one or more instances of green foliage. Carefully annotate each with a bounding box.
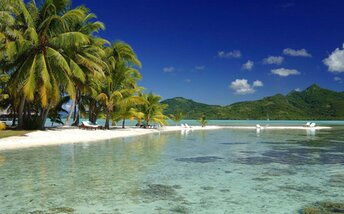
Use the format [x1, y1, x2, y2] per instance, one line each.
[140, 93, 168, 126]
[0, 122, 6, 130]
[163, 84, 344, 120]
[23, 116, 41, 130]
[198, 115, 208, 127]
[169, 112, 183, 125]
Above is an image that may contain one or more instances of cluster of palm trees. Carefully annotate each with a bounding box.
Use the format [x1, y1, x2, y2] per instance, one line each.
[0, 0, 168, 130]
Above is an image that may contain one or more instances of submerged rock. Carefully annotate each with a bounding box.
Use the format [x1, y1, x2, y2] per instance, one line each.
[30, 207, 75, 214]
[169, 205, 189, 213]
[235, 146, 344, 165]
[220, 142, 247, 145]
[140, 184, 181, 201]
[300, 201, 344, 214]
[175, 156, 223, 163]
[328, 174, 344, 188]
[200, 186, 214, 191]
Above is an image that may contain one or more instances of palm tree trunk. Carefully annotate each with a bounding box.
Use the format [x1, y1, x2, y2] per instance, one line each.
[66, 99, 75, 125]
[17, 96, 25, 130]
[12, 107, 17, 126]
[72, 112, 80, 126]
[72, 90, 81, 126]
[72, 100, 77, 122]
[105, 110, 110, 129]
[40, 104, 51, 130]
[122, 119, 125, 128]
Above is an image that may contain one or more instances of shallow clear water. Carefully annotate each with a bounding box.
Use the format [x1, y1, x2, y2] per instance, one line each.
[0, 127, 344, 213]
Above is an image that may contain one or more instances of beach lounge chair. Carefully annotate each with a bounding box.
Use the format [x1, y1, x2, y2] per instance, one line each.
[309, 122, 316, 127]
[79, 121, 102, 130]
[304, 122, 311, 127]
[185, 124, 191, 128]
[181, 124, 185, 128]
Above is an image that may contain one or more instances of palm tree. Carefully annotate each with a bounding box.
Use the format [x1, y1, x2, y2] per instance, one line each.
[199, 115, 208, 127]
[169, 112, 183, 126]
[97, 75, 143, 129]
[95, 41, 142, 129]
[140, 93, 168, 126]
[1, 0, 94, 129]
[63, 11, 108, 126]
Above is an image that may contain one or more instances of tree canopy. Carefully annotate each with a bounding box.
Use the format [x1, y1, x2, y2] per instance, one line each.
[0, 0, 168, 130]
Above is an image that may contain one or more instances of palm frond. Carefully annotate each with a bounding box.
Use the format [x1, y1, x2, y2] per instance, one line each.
[70, 58, 86, 83]
[46, 47, 71, 75]
[22, 54, 37, 101]
[50, 32, 90, 49]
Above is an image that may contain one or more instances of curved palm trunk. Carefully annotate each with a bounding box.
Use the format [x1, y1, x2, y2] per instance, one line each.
[40, 104, 51, 130]
[66, 99, 75, 125]
[71, 90, 81, 126]
[122, 119, 125, 128]
[12, 107, 17, 126]
[105, 109, 110, 129]
[17, 96, 25, 130]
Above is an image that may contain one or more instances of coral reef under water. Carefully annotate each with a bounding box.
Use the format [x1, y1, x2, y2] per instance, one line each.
[175, 156, 223, 163]
[301, 201, 344, 214]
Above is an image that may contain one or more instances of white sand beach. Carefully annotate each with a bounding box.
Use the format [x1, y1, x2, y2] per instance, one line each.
[0, 125, 332, 151]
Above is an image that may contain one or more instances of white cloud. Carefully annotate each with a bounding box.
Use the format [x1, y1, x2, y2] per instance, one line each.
[253, 80, 263, 87]
[263, 56, 284, 65]
[163, 66, 175, 73]
[283, 48, 312, 57]
[242, 60, 254, 70]
[294, 88, 302, 92]
[194, 65, 205, 71]
[334, 76, 342, 83]
[323, 44, 344, 73]
[229, 79, 263, 95]
[184, 78, 191, 83]
[271, 68, 300, 77]
[218, 50, 242, 59]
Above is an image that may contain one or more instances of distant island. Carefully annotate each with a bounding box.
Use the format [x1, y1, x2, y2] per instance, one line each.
[162, 84, 344, 120]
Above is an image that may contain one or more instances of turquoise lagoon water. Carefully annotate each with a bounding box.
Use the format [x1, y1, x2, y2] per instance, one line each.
[1, 124, 344, 213]
[52, 119, 344, 127]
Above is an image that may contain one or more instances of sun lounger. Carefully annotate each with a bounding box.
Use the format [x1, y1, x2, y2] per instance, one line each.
[304, 122, 311, 127]
[181, 124, 185, 128]
[185, 124, 191, 128]
[79, 121, 102, 130]
[309, 122, 316, 127]
[304, 122, 316, 127]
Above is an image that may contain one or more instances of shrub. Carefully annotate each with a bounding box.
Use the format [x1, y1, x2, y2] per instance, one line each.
[0, 122, 6, 130]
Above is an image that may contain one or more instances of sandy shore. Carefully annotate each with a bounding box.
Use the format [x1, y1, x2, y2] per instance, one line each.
[0, 125, 331, 151]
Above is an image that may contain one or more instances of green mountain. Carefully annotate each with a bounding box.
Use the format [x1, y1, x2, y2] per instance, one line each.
[162, 84, 344, 120]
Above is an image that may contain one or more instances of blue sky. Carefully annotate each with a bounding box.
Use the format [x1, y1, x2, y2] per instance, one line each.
[73, 0, 344, 105]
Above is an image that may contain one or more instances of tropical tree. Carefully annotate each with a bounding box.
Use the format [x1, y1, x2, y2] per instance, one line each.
[0, 0, 164, 132]
[63, 11, 108, 126]
[95, 41, 142, 129]
[169, 112, 183, 126]
[140, 93, 168, 126]
[199, 115, 208, 127]
[1, 0, 97, 129]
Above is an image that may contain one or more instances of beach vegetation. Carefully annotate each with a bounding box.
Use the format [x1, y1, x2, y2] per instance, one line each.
[0, 130, 31, 138]
[0, 122, 6, 130]
[198, 115, 208, 127]
[139, 93, 168, 126]
[0, 0, 168, 130]
[169, 112, 183, 126]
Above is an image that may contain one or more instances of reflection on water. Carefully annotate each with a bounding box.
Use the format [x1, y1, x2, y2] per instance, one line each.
[0, 127, 343, 213]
